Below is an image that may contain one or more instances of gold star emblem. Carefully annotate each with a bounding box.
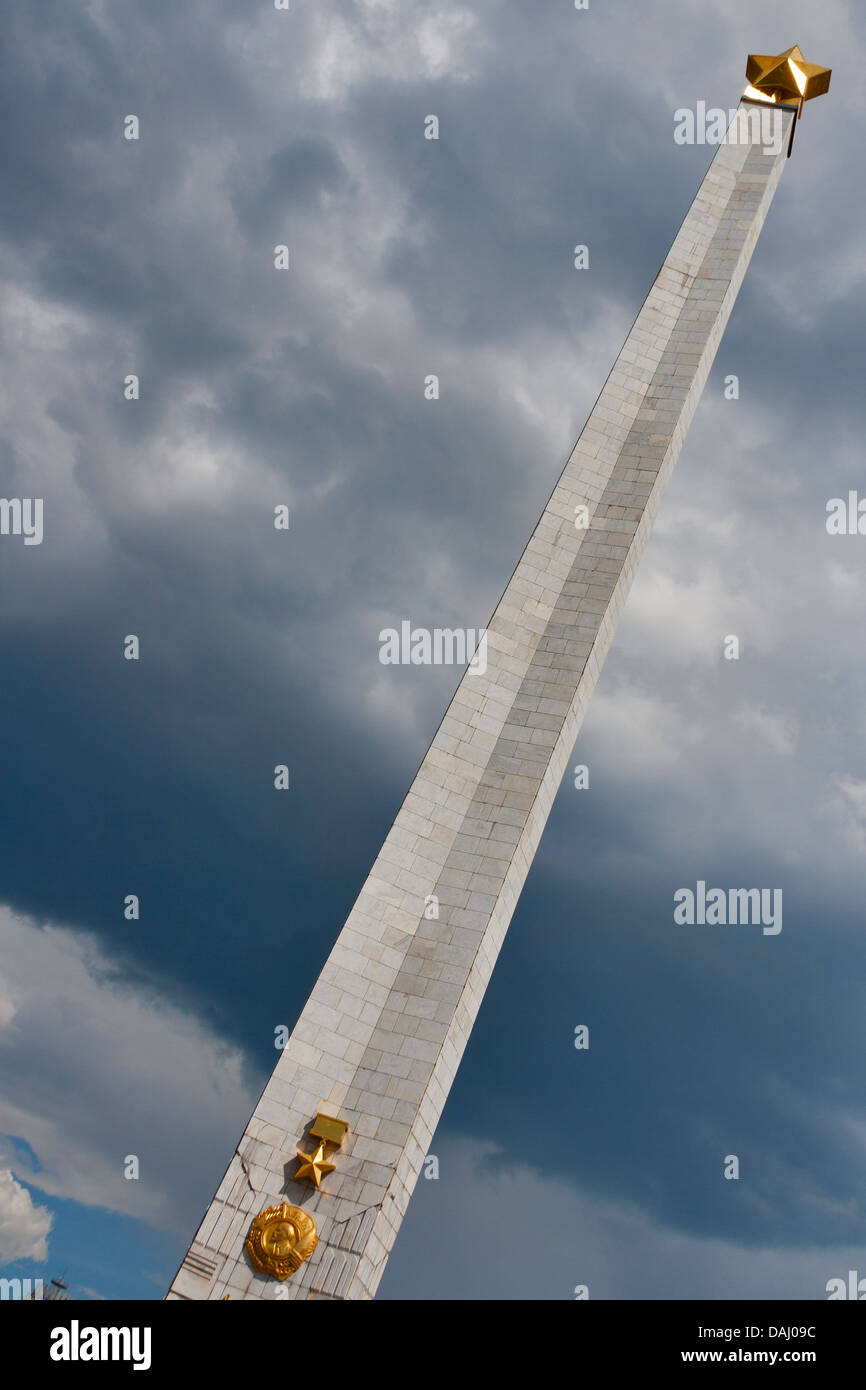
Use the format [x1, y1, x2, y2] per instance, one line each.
[294, 1140, 336, 1188]
[745, 45, 831, 106]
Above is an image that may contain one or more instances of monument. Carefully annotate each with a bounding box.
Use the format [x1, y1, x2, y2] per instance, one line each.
[168, 48, 830, 1300]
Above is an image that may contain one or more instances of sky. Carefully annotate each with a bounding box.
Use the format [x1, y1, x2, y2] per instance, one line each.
[0, 0, 864, 1301]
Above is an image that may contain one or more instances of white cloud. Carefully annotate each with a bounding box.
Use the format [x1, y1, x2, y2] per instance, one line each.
[826, 559, 862, 605]
[384, 1135, 863, 1300]
[288, 1, 487, 103]
[0, 1167, 52, 1264]
[0, 906, 258, 1233]
[617, 560, 765, 668]
[822, 776, 866, 856]
[733, 704, 799, 758]
[581, 680, 703, 778]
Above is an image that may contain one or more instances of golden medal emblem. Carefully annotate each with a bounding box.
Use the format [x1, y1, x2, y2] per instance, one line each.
[245, 1201, 318, 1281]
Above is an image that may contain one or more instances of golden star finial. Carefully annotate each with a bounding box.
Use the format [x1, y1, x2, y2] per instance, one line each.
[745, 45, 831, 106]
[294, 1140, 336, 1188]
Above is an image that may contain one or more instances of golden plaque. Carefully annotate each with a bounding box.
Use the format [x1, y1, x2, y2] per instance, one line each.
[310, 1113, 350, 1147]
[245, 1201, 318, 1281]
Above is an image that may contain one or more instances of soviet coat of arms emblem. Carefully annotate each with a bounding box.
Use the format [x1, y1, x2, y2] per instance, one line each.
[245, 1201, 318, 1280]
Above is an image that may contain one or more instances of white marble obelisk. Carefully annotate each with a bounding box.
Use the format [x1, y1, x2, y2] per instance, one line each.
[169, 96, 799, 1300]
